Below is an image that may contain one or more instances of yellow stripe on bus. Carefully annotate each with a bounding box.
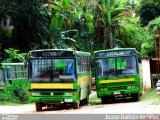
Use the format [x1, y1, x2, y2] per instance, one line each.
[100, 78, 135, 83]
[0, 87, 3, 90]
[31, 83, 73, 89]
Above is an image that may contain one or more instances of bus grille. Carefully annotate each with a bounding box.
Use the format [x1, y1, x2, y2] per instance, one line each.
[109, 86, 126, 90]
[40, 97, 63, 102]
[40, 92, 64, 96]
[101, 81, 135, 87]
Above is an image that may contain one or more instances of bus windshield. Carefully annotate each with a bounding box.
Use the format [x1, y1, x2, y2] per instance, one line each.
[96, 56, 137, 78]
[29, 59, 76, 82]
[0, 69, 5, 86]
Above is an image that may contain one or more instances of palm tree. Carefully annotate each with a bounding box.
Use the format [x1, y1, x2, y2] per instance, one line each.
[37, 0, 78, 49]
[95, 0, 131, 49]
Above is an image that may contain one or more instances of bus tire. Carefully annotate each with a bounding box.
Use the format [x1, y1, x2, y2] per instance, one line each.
[101, 97, 106, 104]
[131, 93, 139, 102]
[73, 102, 80, 109]
[35, 102, 42, 111]
[101, 96, 112, 104]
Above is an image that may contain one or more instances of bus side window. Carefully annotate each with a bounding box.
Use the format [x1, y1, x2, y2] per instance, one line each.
[6, 69, 11, 79]
[6, 69, 12, 85]
[66, 60, 74, 75]
[0, 69, 5, 86]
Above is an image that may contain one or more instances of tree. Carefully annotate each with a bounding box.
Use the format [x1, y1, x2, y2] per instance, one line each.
[115, 17, 154, 56]
[140, 0, 160, 26]
[0, 0, 49, 52]
[94, 0, 131, 49]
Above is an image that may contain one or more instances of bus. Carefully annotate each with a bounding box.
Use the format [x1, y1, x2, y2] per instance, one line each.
[27, 49, 92, 111]
[94, 48, 143, 104]
[0, 63, 28, 100]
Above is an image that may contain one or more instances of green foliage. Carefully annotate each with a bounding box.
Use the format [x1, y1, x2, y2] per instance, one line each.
[140, 17, 160, 56]
[140, 0, 160, 26]
[147, 17, 160, 32]
[0, 28, 12, 39]
[0, 0, 50, 51]
[95, 0, 131, 49]
[115, 17, 154, 56]
[70, 0, 95, 52]
[3, 48, 28, 62]
[141, 41, 154, 57]
[13, 83, 28, 103]
[139, 89, 159, 102]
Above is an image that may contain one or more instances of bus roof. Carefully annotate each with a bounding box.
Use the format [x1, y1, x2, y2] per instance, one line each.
[29, 49, 91, 58]
[94, 48, 139, 54]
[29, 49, 74, 53]
[0, 63, 24, 66]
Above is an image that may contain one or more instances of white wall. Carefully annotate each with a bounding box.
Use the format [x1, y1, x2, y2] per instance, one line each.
[142, 59, 151, 89]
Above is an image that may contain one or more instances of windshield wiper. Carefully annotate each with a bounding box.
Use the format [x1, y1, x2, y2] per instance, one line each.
[104, 69, 116, 78]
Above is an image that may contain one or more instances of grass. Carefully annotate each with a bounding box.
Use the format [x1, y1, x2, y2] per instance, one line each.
[89, 91, 101, 105]
[0, 101, 23, 106]
[139, 88, 160, 104]
[0, 99, 29, 106]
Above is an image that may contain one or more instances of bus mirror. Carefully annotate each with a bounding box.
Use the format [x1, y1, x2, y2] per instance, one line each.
[24, 61, 28, 68]
[24, 55, 29, 68]
[138, 57, 141, 63]
[77, 57, 81, 65]
[25, 55, 29, 60]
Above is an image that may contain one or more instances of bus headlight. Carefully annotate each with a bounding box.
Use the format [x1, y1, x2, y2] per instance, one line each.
[100, 88, 108, 91]
[127, 86, 135, 89]
[65, 92, 73, 96]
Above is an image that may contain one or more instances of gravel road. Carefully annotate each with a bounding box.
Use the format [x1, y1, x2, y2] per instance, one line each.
[0, 92, 160, 114]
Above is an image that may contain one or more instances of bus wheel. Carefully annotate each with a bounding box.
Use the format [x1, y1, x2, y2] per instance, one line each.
[131, 94, 139, 102]
[101, 97, 106, 104]
[101, 96, 112, 104]
[73, 102, 80, 109]
[35, 102, 42, 111]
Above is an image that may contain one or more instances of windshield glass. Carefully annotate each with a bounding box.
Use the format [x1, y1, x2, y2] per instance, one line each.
[0, 69, 5, 86]
[96, 58, 116, 78]
[117, 56, 137, 76]
[29, 59, 75, 82]
[96, 56, 137, 78]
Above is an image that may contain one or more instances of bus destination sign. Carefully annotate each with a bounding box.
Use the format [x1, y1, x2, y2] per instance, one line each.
[95, 50, 135, 57]
[30, 50, 75, 58]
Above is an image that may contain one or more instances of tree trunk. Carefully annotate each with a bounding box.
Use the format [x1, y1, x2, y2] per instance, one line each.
[103, 26, 114, 49]
[109, 27, 114, 48]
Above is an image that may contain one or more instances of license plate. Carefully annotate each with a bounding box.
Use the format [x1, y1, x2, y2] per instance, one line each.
[64, 99, 73, 102]
[113, 91, 120, 95]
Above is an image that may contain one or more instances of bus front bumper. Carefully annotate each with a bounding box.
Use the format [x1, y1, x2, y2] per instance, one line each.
[29, 93, 79, 103]
[97, 88, 141, 98]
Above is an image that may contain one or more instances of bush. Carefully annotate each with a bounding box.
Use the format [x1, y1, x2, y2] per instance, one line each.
[13, 83, 29, 103]
[3, 48, 28, 62]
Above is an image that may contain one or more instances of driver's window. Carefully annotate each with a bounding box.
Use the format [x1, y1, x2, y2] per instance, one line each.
[117, 57, 126, 70]
[0, 69, 5, 86]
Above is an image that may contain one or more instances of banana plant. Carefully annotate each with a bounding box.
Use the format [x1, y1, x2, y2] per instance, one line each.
[48, 15, 78, 49]
[95, 0, 131, 49]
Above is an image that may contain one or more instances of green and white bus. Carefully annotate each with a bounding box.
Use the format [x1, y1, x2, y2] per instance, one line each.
[94, 48, 143, 104]
[0, 63, 28, 100]
[27, 49, 92, 111]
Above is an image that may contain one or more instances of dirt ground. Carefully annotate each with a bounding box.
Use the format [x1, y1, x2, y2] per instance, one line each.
[0, 92, 160, 114]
